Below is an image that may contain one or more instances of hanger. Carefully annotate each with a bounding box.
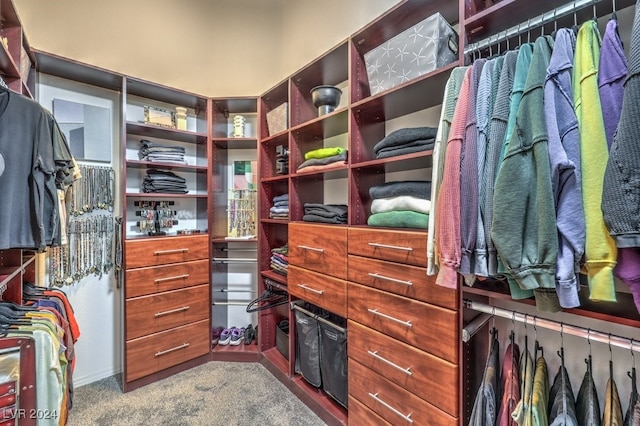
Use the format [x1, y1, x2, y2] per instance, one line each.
[527, 18, 532, 43]
[593, 0, 598, 21]
[573, 0, 580, 34]
[609, 333, 615, 425]
[245, 289, 288, 313]
[557, 322, 565, 368]
[629, 338, 637, 397]
[534, 315, 543, 357]
[612, 0, 618, 20]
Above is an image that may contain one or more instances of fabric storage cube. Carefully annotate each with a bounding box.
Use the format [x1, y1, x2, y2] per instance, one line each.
[276, 320, 289, 360]
[266, 102, 288, 136]
[294, 309, 322, 387]
[364, 12, 458, 96]
[319, 321, 348, 408]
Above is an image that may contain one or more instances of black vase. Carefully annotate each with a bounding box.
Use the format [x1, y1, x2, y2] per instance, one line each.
[310, 85, 342, 116]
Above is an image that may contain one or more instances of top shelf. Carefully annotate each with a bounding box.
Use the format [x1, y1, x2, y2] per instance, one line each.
[35, 50, 123, 91]
[126, 77, 207, 111]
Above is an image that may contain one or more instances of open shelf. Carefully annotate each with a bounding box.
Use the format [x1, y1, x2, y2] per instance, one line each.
[350, 150, 433, 172]
[125, 192, 207, 199]
[212, 138, 257, 150]
[261, 270, 288, 288]
[211, 237, 257, 243]
[126, 160, 207, 172]
[211, 342, 260, 362]
[126, 122, 207, 144]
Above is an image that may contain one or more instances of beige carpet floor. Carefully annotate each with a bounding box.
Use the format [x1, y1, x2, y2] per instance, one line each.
[66, 361, 327, 426]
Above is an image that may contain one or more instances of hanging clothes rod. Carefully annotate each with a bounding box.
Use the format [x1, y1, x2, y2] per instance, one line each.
[465, 0, 605, 55]
[214, 301, 250, 306]
[462, 312, 492, 343]
[212, 257, 257, 263]
[463, 299, 640, 353]
[291, 302, 346, 334]
[220, 248, 257, 252]
[213, 288, 258, 294]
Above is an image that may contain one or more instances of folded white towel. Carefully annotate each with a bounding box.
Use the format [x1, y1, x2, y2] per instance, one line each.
[370, 196, 431, 215]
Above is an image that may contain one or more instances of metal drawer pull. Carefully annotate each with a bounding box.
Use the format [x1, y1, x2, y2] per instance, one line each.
[154, 274, 189, 283]
[154, 343, 189, 357]
[368, 392, 413, 423]
[367, 350, 412, 376]
[297, 284, 324, 295]
[297, 245, 324, 253]
[154, 306, 190, 317]
[154, 248, 189, 255]
[368, 273, 413, 286]
[367, 308, 412, 327]
[367, 242, 413, 252]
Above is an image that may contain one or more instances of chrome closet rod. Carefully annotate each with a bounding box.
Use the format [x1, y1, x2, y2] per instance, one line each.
[213, 289, 258, 293]
[214, 301, 250, 306]
[465, 0, 606, 55]
[462, 313, 492, 342]
[291, 302, 346, 334]
[212, 257, 257, 263]
[220, 248, 257, 252]
[463, 299, 640, 353]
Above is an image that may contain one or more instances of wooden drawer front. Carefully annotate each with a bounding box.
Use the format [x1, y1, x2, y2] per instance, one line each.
[348, 283, 458, 363]
[125, 259, 209, 299]
[349, 360, 457, 426]
[125, 319, 210, 382]
[289, 223, 347, 279]
[347, 227, 426, 267]
[348, 321, 458, 417]
[125, 285, 209, 340]
[125, 235, 208, 269]
[348, 255, 457, 310]
[289, 265, 347, 317]
[348, 395, 392, 426]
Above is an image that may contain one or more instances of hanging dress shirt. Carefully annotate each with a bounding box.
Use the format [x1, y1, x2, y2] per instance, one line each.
[548, 364, 578, 426]
[512, 348, 534, 424]
[602, 373, 624, 425]
[428, 66, 468, 276]
[544, 28, 585, 310]
[529, 355, 550, 426]
[576, 356, 601, 426]
[469, 333, 500, 426]
[574, 20, 618, 302]
[498, 342, 520, 425]
[624, 368, 638, 426]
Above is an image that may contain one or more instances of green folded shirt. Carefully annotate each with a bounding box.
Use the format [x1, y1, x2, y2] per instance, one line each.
[367, 211, 428, 229]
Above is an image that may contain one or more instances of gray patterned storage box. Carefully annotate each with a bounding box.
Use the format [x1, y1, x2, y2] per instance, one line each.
[364, 12, 458, 96]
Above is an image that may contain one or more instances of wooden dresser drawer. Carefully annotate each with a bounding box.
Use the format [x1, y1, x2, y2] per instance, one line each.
[347, 227, 426, 267]
[289, 265, 347, 317]
[348, 395, 391, 425]
[348, 321, 458, 417]
[349, 360, 457, 426]
[125, 234, 208, 269]
[125, 319, 210, 382]
[125, 259, 209, 299]
[289, 223, 347, 279]
[348, 255, 457, 310]
[125, 284, 209, 340]
[348, 283, 458, 363]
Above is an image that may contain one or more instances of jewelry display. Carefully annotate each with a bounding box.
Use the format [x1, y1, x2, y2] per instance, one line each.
[48, 215, 114, 287]
[134, 200, 178, 236]
[69, 165, 115, 216]
[227, 189, 256, 238]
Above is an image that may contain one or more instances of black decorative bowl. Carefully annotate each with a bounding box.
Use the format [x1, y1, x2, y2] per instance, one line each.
[310, 85, 342, 116]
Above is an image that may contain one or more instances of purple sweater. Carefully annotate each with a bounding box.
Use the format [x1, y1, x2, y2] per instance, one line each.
[599, 19, 628, 148]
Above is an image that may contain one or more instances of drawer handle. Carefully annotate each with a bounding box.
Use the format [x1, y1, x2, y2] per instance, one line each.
[367, 242, 413, 252]
[367, 350, 412, 376]
[297, 245, 324, 253]
[367, 308, 412, 328]
[154, 306, 190, 317]
[297, 284, 324, 295]
[154, 274, 189, 283]
[155, 343, 189, 357]
[368, 392, 413, 423]
[368, 273, 413, 286]
[154, 248, 189, 255]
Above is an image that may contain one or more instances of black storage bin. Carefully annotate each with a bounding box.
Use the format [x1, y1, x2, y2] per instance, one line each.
[319, 321, 348, 408]
[276, 320, 289, 360]
[294, 309, 322, 387]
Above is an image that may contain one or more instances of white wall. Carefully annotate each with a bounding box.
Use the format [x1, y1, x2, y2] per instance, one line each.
[38, 74, 122, 387]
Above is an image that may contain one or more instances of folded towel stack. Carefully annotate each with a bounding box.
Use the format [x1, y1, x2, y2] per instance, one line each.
[373, 127, 437, 159]
[139, 139, 186, 164]
[297, 149, 348, 172]
[303, 203, 348, 224]
[367, 181, 431, 229]
[270, 244, 288, 276]
[142, 169, 188, 194]
[269, 193, 289, 219]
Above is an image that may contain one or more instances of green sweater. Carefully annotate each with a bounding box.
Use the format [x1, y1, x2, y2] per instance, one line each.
[573, 20, 617, 302]
[492, 36, 557, 294]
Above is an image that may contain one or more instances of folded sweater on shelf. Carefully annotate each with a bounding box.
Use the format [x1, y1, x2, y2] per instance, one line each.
[373, 127, 437, 154]
[296, 161, 346, 174]
[272, 194, 289, 203]
[376, 139, 435, 159]
[303, 203, 348, 218]
[303, 214, 348, 224]
[298, 150, 348, 170]
[369, 180, 431, 200]
[371, 195, 431, 215]
[367, 210, 428, 229]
